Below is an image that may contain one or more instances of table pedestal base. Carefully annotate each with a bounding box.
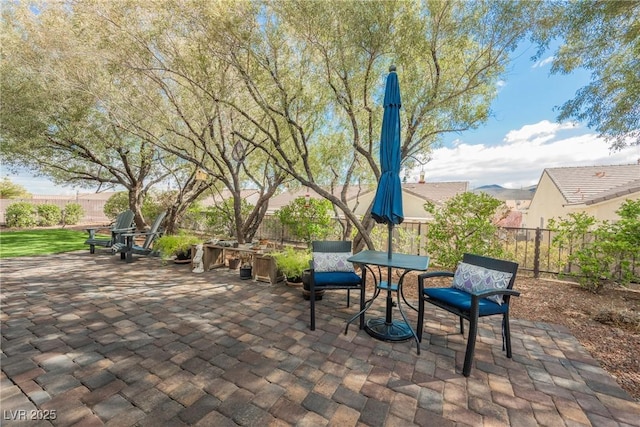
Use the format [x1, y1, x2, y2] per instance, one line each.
[365, 318, 412, 342]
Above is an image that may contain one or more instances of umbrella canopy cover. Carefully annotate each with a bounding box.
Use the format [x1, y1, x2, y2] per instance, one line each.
[371, 66, 404, 226]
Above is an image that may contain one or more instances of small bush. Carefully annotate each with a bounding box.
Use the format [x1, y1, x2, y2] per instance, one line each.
[37, 204, 62, 226]
[5, 202, 38, 228]
[63, 203, 84, 225]
[103, 192, 129, 220]
[423, 192, 507, 269]
[103, 191, 165, 224]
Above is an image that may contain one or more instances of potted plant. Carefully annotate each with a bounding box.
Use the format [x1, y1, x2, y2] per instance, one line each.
[154, 233, 202, 263]
[239, 253, 253, 280]
[271, 247, 320, 298]
[272, 246, 311, 285]
[228, 257, 241, 269]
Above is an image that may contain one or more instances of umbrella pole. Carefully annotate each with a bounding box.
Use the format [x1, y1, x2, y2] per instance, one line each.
[387, 223, 393, 260]
[386, 223, 393, 323]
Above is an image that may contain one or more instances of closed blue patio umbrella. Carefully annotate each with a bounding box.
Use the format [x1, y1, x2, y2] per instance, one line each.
[371, 64, 404, 256]
[367, 65, 408, 341]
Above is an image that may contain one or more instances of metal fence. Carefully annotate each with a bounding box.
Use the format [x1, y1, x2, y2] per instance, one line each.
[3, 199, 635, 280]
[255, 216, 638, 279]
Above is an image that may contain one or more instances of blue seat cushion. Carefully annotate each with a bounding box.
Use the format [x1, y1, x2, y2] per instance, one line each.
[313, 271, 362, 287]
[424, 288, 508, 316]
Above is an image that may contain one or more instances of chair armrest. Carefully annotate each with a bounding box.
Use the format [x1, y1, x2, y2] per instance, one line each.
[418, 271, 455, 293]
[112, 227, 136, 233]
[112, 227, 136, 241]
[471, 288, 521, 298]
[418, 271, 455, 280]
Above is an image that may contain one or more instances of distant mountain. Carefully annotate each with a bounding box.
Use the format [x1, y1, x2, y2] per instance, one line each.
[472, 184, 536, 201]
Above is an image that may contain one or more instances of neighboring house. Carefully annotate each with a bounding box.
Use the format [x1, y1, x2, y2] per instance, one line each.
[523, 163, 640, 228]
[267, 181, 469, 222]
[198, 189, 262, 207]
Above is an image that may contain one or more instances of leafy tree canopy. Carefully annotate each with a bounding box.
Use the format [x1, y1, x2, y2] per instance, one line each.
[0, 178, 30, 199]
[533, 0, 640, 150]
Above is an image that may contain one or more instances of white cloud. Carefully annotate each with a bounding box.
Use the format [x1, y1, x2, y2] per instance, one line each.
[503, 120, 575, 144]
[532, 56, 554, 68]
[410, 121, 639, 189]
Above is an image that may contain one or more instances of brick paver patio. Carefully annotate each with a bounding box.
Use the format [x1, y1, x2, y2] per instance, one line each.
[1, 251, 638, 426]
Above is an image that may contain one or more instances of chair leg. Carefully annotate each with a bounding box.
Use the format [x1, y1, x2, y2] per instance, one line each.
[463, 303, 480, 377]
[347, 289, 351, 307]
[310, 276, 316, 331]
[417, 278, 425, 342]
[359, 285, 365, 330]
[90, 244, 95, 254]
[503, 313, 513, 358]
[459, 317, 465, 335]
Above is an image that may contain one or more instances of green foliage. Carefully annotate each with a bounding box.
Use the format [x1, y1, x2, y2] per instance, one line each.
[5, 202, 37, 228]
[103, 192, 129, 219]
[103, 191, 165, 222]
[271, 246, 311, 280]
[153, 233, 202, 259]
[549, 200, 640, 292]
[424, 192, 507, 269]
[62, 203, 84, 225]
[276, 197, 333, 245]
[2, 1, 537, 249]
[0, 177, 30, 199]
[0, 229, 94, 258]
[205, 198, 254, 237]
[533, 1, 640, 149]
[36, 204, 62, 226]
[369, 223, 421, 255]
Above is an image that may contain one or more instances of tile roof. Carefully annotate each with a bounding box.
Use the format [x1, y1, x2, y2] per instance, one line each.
[544, 163, 640, 205]
[267, 181, 468, 211]
[267, 184, 376, 211]
[402, 181, 469, 205]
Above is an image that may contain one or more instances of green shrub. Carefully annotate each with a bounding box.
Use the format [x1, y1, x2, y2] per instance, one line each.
[423, 192, 507, 269]
[154, 233, 202, 259]
[37, 204, 62, 226]
[103, 192, 129, 219]
[205, 198, 254, 237]
[271, 246, 311, 280]
[62, 203, 84, 225]
[5, 202, 37, 228]
[104, 191, 165, 223]
[276, 197, 333, 245]
[549, 199, 640, 292]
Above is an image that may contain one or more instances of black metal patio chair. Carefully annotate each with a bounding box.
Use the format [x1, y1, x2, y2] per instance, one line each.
[417, 253, 520, 376]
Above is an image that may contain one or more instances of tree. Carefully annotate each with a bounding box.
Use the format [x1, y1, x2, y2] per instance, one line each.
[0, 2, 205, 230]
[532, 1, 640, 150]
[205, 198, 254, 238]
[75, 1, 285, 241]
[207, 0, 537, 250]
[1, 1, 540, 242]
[0, 178, 30, 199]
[424, 192, 508, 269]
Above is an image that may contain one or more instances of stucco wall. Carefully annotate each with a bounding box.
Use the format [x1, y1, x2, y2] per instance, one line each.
[523, 172, 639, 227]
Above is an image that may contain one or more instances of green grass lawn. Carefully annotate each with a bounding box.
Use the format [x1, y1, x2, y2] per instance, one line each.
[0, 229, 108, 258]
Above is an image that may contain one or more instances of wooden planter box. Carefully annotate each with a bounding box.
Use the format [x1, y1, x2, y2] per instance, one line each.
[253, 255, 284, 284]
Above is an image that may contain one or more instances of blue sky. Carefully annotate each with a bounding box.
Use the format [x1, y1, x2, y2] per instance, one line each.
[405, 42, 639, 189]
[5, 42, 639, 195]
